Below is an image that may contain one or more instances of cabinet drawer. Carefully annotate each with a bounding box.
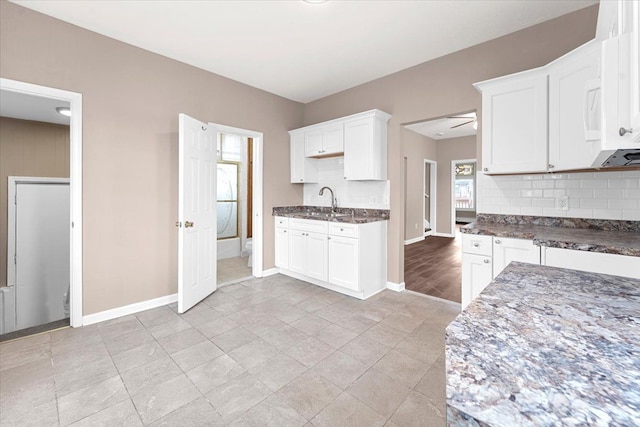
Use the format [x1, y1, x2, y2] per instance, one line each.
[289, 218, 329, 234]
[329, 222, 359, 238]
[275, 216, 289, 228]
[462, 234, 493, 256]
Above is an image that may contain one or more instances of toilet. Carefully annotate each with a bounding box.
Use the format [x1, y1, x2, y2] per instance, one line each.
[245, 240, 253, 267]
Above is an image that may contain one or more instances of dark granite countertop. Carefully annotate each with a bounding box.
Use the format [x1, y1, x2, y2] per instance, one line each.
[272, 206, 389, 224]
[462, 214, 640, 257]
[446, 262, 640, 426]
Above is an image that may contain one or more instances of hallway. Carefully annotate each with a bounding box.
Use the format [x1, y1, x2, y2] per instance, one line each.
[404, 228, 461, 303]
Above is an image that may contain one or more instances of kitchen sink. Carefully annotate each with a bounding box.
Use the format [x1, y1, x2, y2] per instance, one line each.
[298, 211, 351, 218]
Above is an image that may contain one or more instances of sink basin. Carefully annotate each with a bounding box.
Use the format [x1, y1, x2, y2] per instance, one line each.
[300, 211, 351, 218]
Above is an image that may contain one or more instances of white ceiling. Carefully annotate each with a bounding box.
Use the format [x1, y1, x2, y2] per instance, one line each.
[406, 112, 477, 141]
[0, 90, 70, 125]
[12, 0, 597, 103]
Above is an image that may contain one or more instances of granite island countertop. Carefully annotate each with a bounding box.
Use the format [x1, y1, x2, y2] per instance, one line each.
[462, 214, 640, 257]
[272, 205, 389, 224]
[446, 262, 640, 426]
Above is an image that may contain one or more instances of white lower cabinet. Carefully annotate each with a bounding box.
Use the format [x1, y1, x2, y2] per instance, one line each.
[275, 217, 387, 299]
[275, 227, 289, 269]
[492, 237, 541, 277]
[461, 234, 541, 309]
[542, 247, 640, 279]
[461, 253, 493, 309]
[328, 235, 359, 291]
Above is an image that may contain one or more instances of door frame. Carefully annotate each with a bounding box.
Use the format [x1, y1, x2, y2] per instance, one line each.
[210, 123, 264, 277]
[423, 159, 437, 237]
[450, 158, 477, 237]
[0, 78, 83, 328]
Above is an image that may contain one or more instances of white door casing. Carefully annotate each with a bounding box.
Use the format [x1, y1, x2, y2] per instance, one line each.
[0, 78, 83, 328]
[178, 114, 217, 313]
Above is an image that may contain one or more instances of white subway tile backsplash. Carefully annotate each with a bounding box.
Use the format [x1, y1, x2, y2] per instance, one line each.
[593, 189, 623, 199]
[302, 157, 389, 209]
[585, 179, 608, 189]
[623, 210, 640, 220]
[532, 181, 555, 189]
[479, 170, 640, 220]
[580, 199, 608, 209]
[608, 199, 639, 209]
[593, 209, 622, 220]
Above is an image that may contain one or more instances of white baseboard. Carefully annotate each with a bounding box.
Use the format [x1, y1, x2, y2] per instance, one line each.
[404, 236, 425, 245]
[434, 232, 454, 238]
[404, 289, 461, 309]
[386, 281, 405, 292]
[83, 293, 178, 326]
[261, 268, 280, 277]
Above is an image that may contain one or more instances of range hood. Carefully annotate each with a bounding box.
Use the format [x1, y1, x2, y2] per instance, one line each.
[599, 149, 640, 167]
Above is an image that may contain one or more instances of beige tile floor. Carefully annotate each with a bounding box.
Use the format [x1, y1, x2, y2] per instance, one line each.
[217, 256, 253, 285]
[0, 274, 460, 426]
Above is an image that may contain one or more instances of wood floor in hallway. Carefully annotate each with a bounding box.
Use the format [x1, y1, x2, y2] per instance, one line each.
[404, 229, 461, 303]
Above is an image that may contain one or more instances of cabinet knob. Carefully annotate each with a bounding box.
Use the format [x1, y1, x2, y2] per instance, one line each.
[299, 178, 303, 182]
[483, 168, 488, 172]
[495, 239, 501, 244]
[344, 177, 347, 180]
[340, 228, 344, 231]
[548, 164, 554, 169]
[328, 236, 331, 240]
[619, 127, 633, 136]
[483, 259, 490, 264]
[473, 242, 480, 247]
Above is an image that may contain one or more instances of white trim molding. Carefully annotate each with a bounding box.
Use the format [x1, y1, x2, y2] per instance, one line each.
[0, 78, 83, 328]
[83, 293, 178, 326]
[433, 232, 455, 238]
[386, 281, 406, 292]
[404, 236, 425, 245]
[261, 268, 280, 277]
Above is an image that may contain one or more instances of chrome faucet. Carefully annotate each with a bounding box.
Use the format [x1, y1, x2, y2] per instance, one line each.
[319, 186, 337, 213]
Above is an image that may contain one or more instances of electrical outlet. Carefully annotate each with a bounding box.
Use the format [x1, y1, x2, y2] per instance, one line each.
[556, 195, 569, 211]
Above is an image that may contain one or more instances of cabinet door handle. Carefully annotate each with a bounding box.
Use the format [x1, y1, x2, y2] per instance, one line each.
[483, 259, 490, 264]
[299, 178, 303, 182]
[548, 164, 554, 169]
[495, 239, 501, 244]
[344, 177, 347, 180]
[473, 242, 480, 247]
[619, 127, 633, 136]
[483, 168, 488, 172]
[327, 236, 331, 240]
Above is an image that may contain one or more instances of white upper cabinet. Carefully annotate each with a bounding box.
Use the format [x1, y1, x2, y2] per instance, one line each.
[548, 40, 602, 171]
[599, 0, 640, 156]
[290, 131, 318, 183]
[304, 123, 344, 157]
[477, 69, 549, 174]
[343, 113, 389, 180]
[290, 109, 391, 182]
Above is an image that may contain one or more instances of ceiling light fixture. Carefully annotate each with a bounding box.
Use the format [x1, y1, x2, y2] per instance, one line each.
[56, 106, 71, 117]
[436, 132, 444, 136]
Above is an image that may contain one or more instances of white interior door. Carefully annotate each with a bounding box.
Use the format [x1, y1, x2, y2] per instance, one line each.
[178, 114, 217, 313]
[15, 181, 70, 330]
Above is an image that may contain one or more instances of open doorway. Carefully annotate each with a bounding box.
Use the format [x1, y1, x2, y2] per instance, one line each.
[402, 111, 477, 303]
[423, 159, 436, 237]
[213, 124, 263, 286]
[0, 79, 82, 340]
